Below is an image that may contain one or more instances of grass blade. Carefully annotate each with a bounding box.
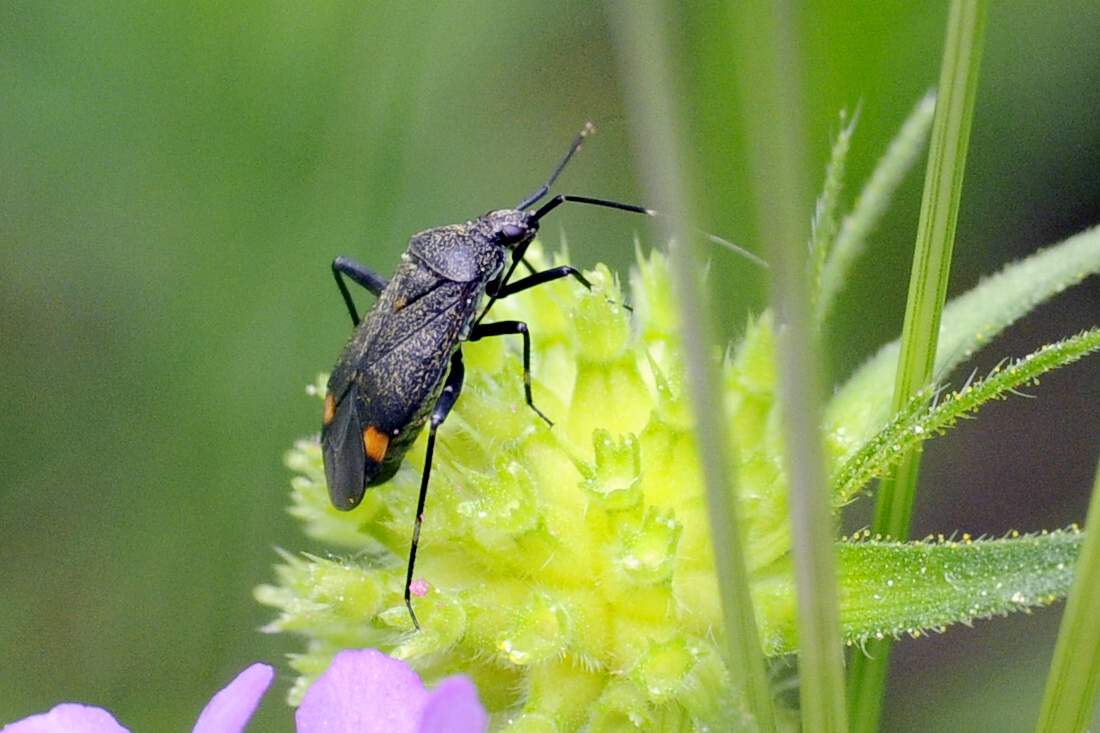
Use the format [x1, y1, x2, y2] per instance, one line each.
[1035, 451, 1100, 732]
[607, 3, 777, 729]
[730, 2, 847, 730]
[846, 2, 989, 731]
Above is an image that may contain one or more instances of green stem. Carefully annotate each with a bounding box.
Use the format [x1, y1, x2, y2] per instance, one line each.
[846, 1, 988, 731]
[730, 2, 847, 731]
[1035, 449, 1100, 732]
[607, 3, 777, 730]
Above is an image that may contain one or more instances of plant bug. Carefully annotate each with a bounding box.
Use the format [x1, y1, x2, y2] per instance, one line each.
[320, 124, 758, 629]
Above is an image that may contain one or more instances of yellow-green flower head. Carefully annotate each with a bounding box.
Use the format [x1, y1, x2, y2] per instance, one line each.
[255, 231, 1095, 730]
[258, 244, 797, 731]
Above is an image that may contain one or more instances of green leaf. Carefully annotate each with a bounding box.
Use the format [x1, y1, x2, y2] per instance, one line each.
[810, 106, 859, 315]
[759, 531, 1082, 656]
[827, 224, 1100, 460]
[832, 328, 1100, 503]
[838, 531, 1079, 651]
[818, 92, 936, 325]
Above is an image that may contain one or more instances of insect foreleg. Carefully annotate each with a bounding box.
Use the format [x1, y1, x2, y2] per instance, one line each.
[490, 265, 593, 298]
[331, 256, 389, 326]
[404, 350, 466, 630]
[468, 320, 552, 426]
[493, 264, 633, 313]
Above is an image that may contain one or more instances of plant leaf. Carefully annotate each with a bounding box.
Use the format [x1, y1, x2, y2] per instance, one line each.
[757, 530, 1082, 655]
[810, 106, 860, 315]
[827, 225, 1100, 460]
[832, 328, 1100, 503]
[818, 92, 936, 325]
[838, 531, 1080, 648]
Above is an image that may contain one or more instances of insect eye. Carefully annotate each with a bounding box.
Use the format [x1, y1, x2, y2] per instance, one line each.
[499, 224, 526, 241]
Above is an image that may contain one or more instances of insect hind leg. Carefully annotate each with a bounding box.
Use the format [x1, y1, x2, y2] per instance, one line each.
[332, 256, 388, 326]
[405, 350, 465, 631]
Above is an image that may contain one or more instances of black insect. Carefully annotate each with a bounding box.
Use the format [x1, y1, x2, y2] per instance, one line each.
[321, 124, 654, 629]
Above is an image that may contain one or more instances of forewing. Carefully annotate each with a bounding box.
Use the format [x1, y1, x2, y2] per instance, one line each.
[321, 383, 367, 511]
[362, 278, 477, 368]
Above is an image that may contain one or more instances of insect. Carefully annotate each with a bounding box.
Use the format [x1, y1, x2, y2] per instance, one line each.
[321, 123, 655, 629]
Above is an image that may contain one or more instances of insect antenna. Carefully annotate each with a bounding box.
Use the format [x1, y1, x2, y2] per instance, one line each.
[528, 193, 654, 222]
[529, 194, 769, 270]
[518, 121, 768, 270]
[515, 122, 596, 211]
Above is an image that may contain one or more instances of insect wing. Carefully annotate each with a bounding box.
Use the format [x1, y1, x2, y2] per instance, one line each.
[322, 383, 368, 510]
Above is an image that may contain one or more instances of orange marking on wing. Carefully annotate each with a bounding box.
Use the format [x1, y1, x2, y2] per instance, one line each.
[393, 295, 408, 311]
[363, 426, 390, 463]
[322, 393, 336, 426]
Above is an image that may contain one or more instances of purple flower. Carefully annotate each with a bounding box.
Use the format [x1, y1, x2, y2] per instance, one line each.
[2, 650, 487, 733]
[1, 663, 274, 733]
[192, 663, 275, 733]
[295, 649, 488, 733]
[0, 705, 129, 733]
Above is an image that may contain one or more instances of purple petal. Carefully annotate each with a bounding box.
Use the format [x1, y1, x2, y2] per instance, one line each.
[192, 663, 275, 733]
[2, 703, 130, 733]
[296, 649, 429, 733]
[417, 677, 488, 733]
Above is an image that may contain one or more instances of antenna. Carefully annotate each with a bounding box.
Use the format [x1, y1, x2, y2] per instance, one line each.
[529, 195, 768, 271]
[517, 122, 769, 271]
[515, 122, 596, 211]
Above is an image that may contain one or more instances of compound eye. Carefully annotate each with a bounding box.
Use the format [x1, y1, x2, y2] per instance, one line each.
[499, 223, 526, 241]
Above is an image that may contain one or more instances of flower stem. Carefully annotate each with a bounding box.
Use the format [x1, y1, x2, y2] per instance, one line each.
[607, 3, 777, 730]
[1034, 448, 1100, 732]
[846, 1, 988, 730]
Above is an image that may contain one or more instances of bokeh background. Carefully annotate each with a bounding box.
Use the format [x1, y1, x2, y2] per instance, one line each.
[3, 2, 1099, 730]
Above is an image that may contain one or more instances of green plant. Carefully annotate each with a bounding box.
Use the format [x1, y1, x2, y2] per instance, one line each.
[257, 92, 1100, 729]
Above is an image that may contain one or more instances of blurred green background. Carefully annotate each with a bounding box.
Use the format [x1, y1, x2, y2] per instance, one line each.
[3, 2, 1098, 730]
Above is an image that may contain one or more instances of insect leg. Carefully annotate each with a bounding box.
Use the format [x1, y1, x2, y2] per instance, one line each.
[405, 350, 465, 631]
[491, 265, 592, 297]
[468, 320, 552, 426]
[332, 256, 388, 326]
[493, 264, 634, 312]
[475, 245, 584, 327]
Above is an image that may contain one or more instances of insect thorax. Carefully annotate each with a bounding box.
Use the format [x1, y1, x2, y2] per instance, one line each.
[407, 222, 510, 286]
